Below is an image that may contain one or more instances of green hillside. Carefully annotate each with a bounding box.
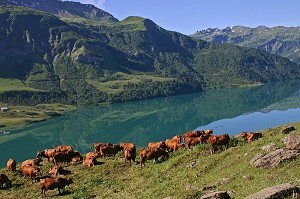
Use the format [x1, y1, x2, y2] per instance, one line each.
[1, 122, 300, 198]
[192, 26, 300, 64]
[0, 5, 300, 106]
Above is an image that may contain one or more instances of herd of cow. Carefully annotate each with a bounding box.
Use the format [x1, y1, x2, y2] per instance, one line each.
[0, 130, 263, 197]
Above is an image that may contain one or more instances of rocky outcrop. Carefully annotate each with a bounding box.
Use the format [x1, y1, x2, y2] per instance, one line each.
[283, 133, 300, 150]
[244, 183, 300, 199]
[281, 125, 296, 134]
[250, 148, 299, 168]
[200, 191, 231, 199]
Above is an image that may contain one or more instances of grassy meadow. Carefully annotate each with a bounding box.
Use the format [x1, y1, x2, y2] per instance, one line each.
[0, 122, 300, 198]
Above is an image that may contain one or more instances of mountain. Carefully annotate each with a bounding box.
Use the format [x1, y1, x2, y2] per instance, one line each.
[0, 4, 300, 106]
[0, 0, 118, 22]
[192, 26, 300, 64]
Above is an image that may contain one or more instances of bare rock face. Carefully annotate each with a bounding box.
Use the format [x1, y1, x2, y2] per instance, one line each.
[281, 125, 295, 134]
[283, 133, 300, 150]
[200, 191, 231, 199]
[260, 143, 279, 152]
[250, 148, 299, 168]
[244, 183, 300, 199]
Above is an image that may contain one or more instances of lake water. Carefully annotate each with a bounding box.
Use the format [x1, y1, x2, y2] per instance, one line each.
[1, 80, 300, 166]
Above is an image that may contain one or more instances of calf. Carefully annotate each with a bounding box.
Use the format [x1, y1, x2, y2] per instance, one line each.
[7, 159, 16, 172]
[165, 139, 184, 151]
[39, 177, 73, 197]
[0, 173, 12, 188]
[21, 165, 41, 182]
[208, 134, 230, 155]
[240, 132, 262, 142]
[82, 156, 97, 167]
[139, 148, 169, 168]
[22, 157, 43, 167]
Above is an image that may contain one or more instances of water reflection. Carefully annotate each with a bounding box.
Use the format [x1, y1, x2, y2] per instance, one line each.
[1, 80, 300, 166]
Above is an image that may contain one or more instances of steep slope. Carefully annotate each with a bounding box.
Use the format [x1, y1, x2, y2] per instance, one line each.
[0, 0, 118, 22]
[1, 5, 300, 106]
[192, 26, 300, 64]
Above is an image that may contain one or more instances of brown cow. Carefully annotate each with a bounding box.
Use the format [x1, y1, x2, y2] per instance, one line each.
[48, 165, 64, 176]
[148, 141, 167, 150]
[139, 148, 169, 168]
[184, 136, 205, 149]
[0, 173, 12, 188]
[171, 135, 182, 144]
[21, 165, 41, 182]
[120, 142, 136, 165]
[22, 157, 43, 167]
[93, 142, 113, 153]
[240, 132, 263, 142]
[7, 159, 16, 172]
[183, 130, 203, 138]
[36, 149, 57, 162]
[165, 139, 184, 151]
[208, 134, 230, 155]
[39, 177, 73, 197]
[82, 156, 97, 167]
[100, 144, 121, 158]
[204, 129, 213, 135]
[55, 145, 73, 153]
[85, 152, 100, 159]
[52, 150, 81, 165]
[71, 155, 83, 165]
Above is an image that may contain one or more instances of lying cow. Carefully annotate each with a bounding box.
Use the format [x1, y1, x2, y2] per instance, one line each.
[7, 159, 16, 172]
[21, 157, 43, 167]
[39, 177, 73, 197]
[139, 148, 169, 168]
[208, 133, 230, 155]
[83, 156, 97, 167]
[240, 132, 262, 142]
[0, 173, 12, 188]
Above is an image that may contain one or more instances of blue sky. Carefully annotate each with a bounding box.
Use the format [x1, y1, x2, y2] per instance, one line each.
[71, 0, 300, 35]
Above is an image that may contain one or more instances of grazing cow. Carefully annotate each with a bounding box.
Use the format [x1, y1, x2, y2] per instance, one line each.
[52, 150, 81, 165]
[55, 145, 73, 153]
[22, 157, 43, 167]
[184, 136, 205, 149]
[39, 177, 73, 197]
[171, 135, 182, 144]
[93, 142, 113, 153]
[148, 141, 167, 150]
[83, 156, 97, 167]
[183, 130, 203, 138]
[0, 173, 12, 188]
[36, 149, 57, 162]
[21, 165, 41, 182]
[7, 159, 16, 172]
[208, 134, 230, 155]
[99, 144, 121, 158]
[240, 132, 263, 142]
[120, 142, 136, 165]
[123, 148, 136, 165]
[165, 139, 184, 151]
[140, 148, 169, 168]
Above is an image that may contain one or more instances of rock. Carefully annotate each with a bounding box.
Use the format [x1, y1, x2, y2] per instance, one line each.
[283, 133, 300, 150]
[250, 148, 299, 168]
[281, 125, 295, 134]
[201, 185, 217, 191]
[217, 178, 231, 185]
[244, 183, 300, 199]
[186, 184, 199, 190]
[260, 143, 279, 152]
[200, 191, 231, 199]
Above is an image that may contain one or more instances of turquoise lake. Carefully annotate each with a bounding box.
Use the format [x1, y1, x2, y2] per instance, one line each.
[1, 80, 300, 166]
